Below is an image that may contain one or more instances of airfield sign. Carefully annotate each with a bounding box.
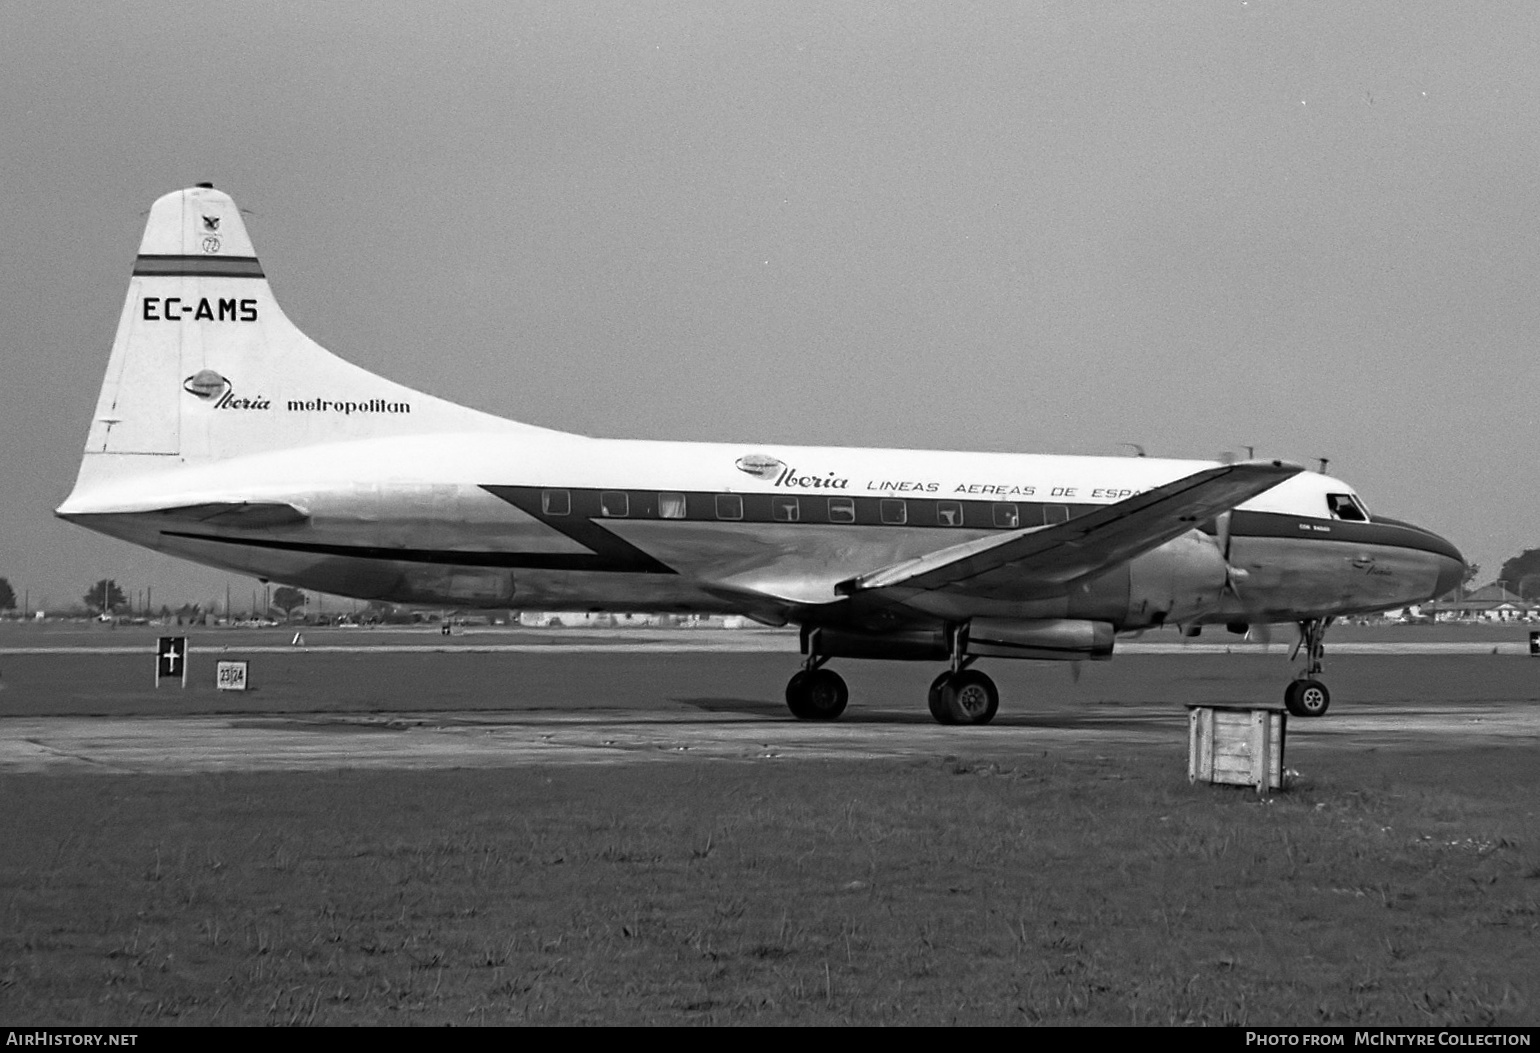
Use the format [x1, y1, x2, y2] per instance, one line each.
[215, 660, 249, 691]
[155, 636, 188, 688]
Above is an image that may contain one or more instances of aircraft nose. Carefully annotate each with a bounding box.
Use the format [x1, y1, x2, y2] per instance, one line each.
[1433, 547, 1467, 599]
[1408, 523, 1466, 600]
[1376, 516, 1466, 602]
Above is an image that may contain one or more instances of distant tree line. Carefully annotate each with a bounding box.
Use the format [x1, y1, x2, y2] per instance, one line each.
[1498, 550, 1540, 599]
[84, 579, 128, 613]
[0, 574, 334, 621]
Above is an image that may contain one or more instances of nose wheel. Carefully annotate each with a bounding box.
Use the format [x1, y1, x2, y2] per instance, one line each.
[1284, 618, 1333, 717]
[1284, 678, 1330, 718]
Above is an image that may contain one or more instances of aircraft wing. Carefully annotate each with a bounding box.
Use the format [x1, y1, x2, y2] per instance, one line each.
[837, 460, 1302, 601]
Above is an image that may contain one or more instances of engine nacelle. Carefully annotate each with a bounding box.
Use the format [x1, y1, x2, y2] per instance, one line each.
[964, 617, 1115, 661]
[804, 617, 1116, 663]
[1121, 529, 1229, 629]
[803, 625, 948, 661]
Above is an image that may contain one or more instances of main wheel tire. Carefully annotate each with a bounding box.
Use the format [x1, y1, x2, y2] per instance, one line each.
[788, 668, 848, 720]
[927, 672, 955, 725]
[1284, 678, 1330, 718]
[785, 670, 813, 718]
[941, 669, 999, 725]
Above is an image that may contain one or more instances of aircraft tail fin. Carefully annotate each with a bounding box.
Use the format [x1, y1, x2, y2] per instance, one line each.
[69, 184, 533, 497]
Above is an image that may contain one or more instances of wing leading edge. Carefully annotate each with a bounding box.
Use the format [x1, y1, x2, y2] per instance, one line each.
[836, 460, 1303, 601]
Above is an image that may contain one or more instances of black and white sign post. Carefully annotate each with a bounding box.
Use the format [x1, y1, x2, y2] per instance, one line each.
[156, 636, 188, 688]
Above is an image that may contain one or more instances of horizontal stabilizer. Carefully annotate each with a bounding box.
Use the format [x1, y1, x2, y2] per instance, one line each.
[148, 501, 309, 528]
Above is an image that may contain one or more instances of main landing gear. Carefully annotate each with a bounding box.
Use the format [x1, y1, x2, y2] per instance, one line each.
[1284, 617, 1332, 718]
[927, 664, 999, 726]
[783, 634, 1001, 726]
[784, 658, 849, 721]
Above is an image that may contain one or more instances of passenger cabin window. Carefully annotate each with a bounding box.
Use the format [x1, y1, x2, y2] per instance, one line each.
[828, 497, 855, 524]
[993, 502, 1019, 529]
[658, 492, 686, 519]
[937, 501, 962, 527]
[880, 499, 907, 525]
[771, 496, 800, 522]
[541, 489, 570, 516]
[1327, 493, 1369, 522]
[715, 494, 743, 521]
[600, 491, 629, 517]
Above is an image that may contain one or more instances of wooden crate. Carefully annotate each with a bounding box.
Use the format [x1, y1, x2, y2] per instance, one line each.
[1187, 705, 1287, 794]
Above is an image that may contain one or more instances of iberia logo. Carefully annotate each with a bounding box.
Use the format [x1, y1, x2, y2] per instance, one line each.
[183, 370, 230, 400]
[182, 371, 270, 410]
[734, 454, 785, 480]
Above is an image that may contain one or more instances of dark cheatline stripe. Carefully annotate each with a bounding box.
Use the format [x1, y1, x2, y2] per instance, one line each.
[133, 255, 265, 278]
[157, 530, 676, 575]
[480, 486, 676, 574]
[1229, 510, 1463, 562]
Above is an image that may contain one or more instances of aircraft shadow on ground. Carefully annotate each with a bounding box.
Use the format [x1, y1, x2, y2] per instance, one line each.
[670, 697, 1181, 729]
[671, 696, 789, 718]
[671, 697, 966, 724]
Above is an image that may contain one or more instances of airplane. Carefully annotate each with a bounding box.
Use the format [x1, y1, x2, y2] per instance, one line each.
[56, 185, 1466, 725]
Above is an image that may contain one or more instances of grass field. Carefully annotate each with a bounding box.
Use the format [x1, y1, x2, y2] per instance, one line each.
[2, 627, 1537, 1025]
[2, 742, 1536, 1025]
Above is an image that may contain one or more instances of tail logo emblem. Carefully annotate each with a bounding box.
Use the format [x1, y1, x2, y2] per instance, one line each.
[202, 215, 221, 232]
[184, 370, 230, 401]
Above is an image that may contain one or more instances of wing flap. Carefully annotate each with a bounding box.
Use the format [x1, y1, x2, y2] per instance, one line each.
[839, 460, 1302, 598]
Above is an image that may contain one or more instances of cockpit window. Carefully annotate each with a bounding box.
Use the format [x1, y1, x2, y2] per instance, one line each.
[1326, 493, 1369, 522]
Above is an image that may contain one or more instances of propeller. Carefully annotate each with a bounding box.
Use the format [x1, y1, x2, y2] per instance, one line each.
[1215, 509, 1275, 646]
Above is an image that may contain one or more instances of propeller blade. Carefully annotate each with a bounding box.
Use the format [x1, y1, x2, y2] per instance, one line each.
[1216, 510, 1233, 560]
[1224, 564, 1275, 647]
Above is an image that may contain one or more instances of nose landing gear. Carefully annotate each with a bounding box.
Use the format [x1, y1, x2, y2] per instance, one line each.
[1284, 617, 1332, 717]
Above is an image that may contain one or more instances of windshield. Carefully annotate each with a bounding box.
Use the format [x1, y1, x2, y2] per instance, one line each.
[1326, 492, 1369, 522]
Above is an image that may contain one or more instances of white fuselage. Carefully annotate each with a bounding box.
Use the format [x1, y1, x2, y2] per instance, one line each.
[60, 430, 1464, 628]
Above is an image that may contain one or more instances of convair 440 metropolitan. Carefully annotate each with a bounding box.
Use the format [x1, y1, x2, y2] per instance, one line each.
[58, 185, 1466, 724]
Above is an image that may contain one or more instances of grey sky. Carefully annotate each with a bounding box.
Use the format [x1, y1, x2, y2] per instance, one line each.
[2, 2, 1534, 609]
